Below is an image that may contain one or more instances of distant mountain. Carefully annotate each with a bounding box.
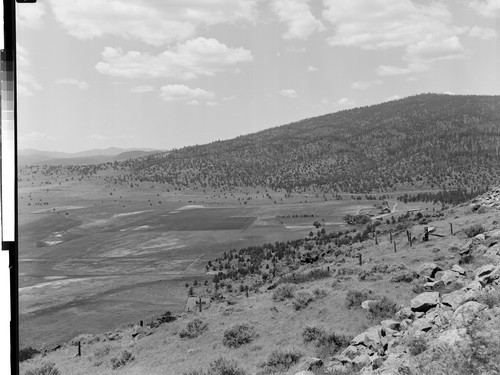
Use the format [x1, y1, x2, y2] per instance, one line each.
[24, 94, 500, 193]
[18, 147, 162, 166]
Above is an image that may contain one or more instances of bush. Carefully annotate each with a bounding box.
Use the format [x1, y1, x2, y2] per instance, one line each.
[110, 350, 134, 370]
[475, 290, 500, 308]
[459, 254, 475, 265]
[391, 270, 419, 283]
[345, 289, 373, 309]
[313, 288, 328, 298]
[407, 335, 428, 356]
[223, 324, 256, 348]
[179, 319, 208, 339]
[366, 296, 398, 321]
[316, 332, 352, 359]
[184, 357, 247, 375]
[279, 268, 331, 284]
[25, 362, 60, 375]
[272, 283, 295, 301]
[264, 348, 302, 372]
[302, 326, 327, 344]
[19, 347, 40, 362]
[293, 291, 314, 310]
[464, 224, 485, 238]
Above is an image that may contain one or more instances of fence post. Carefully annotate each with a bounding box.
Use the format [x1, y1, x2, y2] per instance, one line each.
[199, 296, 202, 313]
[394, 242, 397, 253]
[390, 230, 393, 243]
[140, 320, 143, 327]
[450, 223, 453, 235]
[245, 285, 249, 298]
[358, 253, 362, 266]
[78, 341, 81, 357]
[375, 234, 378, 245]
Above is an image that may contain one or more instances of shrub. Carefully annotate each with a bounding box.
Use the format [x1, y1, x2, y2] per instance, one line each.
[313, 288, 328, 298]
[264, 348, 302, 372]
[279, 268, 331, 284]
[391, 271, 419, 283]
[293, 291, 314, 310]
[366, 296, 398, 321]
[110, 350, 134, 370]
[302, 326, 326, 344]
[19, 347, 40, 362]
[459, 254, 474, 265]
[179, 319, 208, 339]
[272, 283, 295, 301]
[407, 335, 428, 356]
[184, 357, 247, 375]
[316, 332, 352, 359]
[223, 324, 255, 348]
[25, 362, 60, 375]
[464, 224, 485, 238]
[475, 290, 500, 308]
[345, 289, 373, 309]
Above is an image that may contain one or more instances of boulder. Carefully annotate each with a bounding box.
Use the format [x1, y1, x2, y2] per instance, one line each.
[395, 307, 414, 320]
[410, 316, 433, 333]
[411, 292, 440, 312]
[361, 299, 379, 310]
[296, 357, 323, 372]
[423, 279, 445, 291]
[441, 289, 477, 310]
[452, 301, 488, 328]
[418, 263, 442, 279]
[484, 244, 500, 260]
[432, 328, 467, 347]
[451, 264, 466, 276]
[381, 320, 401, 331]
[439, 270, 459, 285]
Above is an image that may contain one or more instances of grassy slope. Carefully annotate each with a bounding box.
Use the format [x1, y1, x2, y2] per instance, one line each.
[20, 195, 499, 375]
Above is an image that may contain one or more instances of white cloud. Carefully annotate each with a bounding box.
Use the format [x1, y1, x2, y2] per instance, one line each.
[376, 62, 430, 76]
[384, 95, 401, 102]
[87, 133, 110, 140]
[469, 0, 500, 18]
[279, 89, 298, 98]
[17, 3, 46, 29]
[18, 71, 42, 97]
[20, 131, 52, 141]
[131, 85, 154, 93]
[160, 84, 215, 102]
[337, 97, 354, 106]
[96, 38, 253, 79]
[48, 0, 257, 46]
[222, 95, 236, 101]
[55, 78, 90, 90]
[351, 80, 382, 90]
[206, 101, 220, 107]
[272, 0, 324, 40]
[307, 66, 318, 72]
[469, 26, 497, 39]
[323, 0, 467, 75]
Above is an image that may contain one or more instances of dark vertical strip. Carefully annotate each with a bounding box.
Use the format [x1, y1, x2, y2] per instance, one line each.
[4, 0, 19, 374]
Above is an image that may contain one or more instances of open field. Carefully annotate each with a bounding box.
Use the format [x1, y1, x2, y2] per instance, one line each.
[18, 178, 422, 348]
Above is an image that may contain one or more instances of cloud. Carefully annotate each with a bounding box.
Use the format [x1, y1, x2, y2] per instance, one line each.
[131, 85, 154, 93]
[96, 38, 253, 79]
[376, 62, 430, 76]
[20, 131, 53, 141]
[351, 80, 382, 90]
[469, 0, 500, 18]
[206, 101, 220, 107]
[271, 0, 324, 40]
[307, 66, 318, 72]
[384, 95, 401, 102]
[279, 89, 298, 98]
[55, 78, 90, 90]
[160, 84, 215, 102]
[469, 26, 497, 39]
[323, 0, 467, 75]
[17, 3, 46, 29]
[48, 0, 257, 46]
[18, 71, 42, 97]
[87, 133, 110, 140]
[337, 97, 354, 106]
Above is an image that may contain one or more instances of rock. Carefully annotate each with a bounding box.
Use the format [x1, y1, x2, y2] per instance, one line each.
[296, 357, 323, 372]
[484, 244, 500, 260]
[452, 301, 488, 328]
[361, 299, 379, 310]
[352, 326, 383, 351]
[475, 233, 486, 242]
[411, 292, 440, 312]
[418, 263, 442, 279]
[381, 320, 401, 331]
[411, 316, 433, 333]
[295, 372, 316, 375]
[432, 328, 468, 347]
[451, 264, 466, 276]
[423, 279, 445, 291]
[395, 307, 414, 320]
[441, 289, 477, 310]
[475, 264, 497, 285]
[351, 353, 371, 367]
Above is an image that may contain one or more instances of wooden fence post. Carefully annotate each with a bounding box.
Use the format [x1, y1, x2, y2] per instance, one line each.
[199, 296, 202, 313]
[358, 254, 362, 266]
[140, 320, 143, 327]
[394, 242, 397, 253]
[390, 230, 393, 243]
[78, 341, 81, 357]
[450, 223, 453, 235]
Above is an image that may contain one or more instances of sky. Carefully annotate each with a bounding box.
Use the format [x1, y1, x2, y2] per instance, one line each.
[11, 0, 500, 153]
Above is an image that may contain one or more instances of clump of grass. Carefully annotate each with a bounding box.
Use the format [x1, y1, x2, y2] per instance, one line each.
[260, 348, 302, 373]
[179, 319, 208, 339]
[110, 350, 134, 370]
[19, 347, 40, 362]
[293, 291, 314, 310]
[366, 296, 398, 321]
[345, 289, 373, 309]
[407, 335, 428, 356]
[302, 326, 327, 344]
[390, 270, 419, 283]
[313, 288, 328, 298]
[272, 283, 295, 302]
[464, 224, 485, 238]
[279, 268, 331, 284]
[316, 332, 352, 359]
[223, 324, 256, 348]
[459, 254, 475, 265]
[185, 357, 247, 375]
[25, 362, 60, 375]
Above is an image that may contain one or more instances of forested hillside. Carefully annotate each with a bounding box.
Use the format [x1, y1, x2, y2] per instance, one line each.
[25, 94, 500, 193]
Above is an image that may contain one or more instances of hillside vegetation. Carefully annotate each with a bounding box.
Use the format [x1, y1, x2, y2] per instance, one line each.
[20, 94, 500, 194]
